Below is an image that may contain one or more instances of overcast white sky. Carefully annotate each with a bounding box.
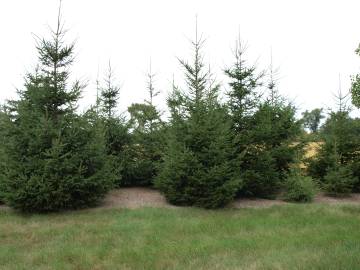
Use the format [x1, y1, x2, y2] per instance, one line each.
[1, 0, 360, 116]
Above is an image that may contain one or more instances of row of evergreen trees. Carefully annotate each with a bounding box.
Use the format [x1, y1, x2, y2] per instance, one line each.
[1, 8, 359, 212]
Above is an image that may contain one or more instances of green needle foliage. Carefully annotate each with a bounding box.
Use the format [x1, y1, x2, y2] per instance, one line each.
[225, 40, 301, 198]
[324, 165, 356, 196]
[284, 168, 316, 202]
[98, 63, 131, 186]
[307, 94, 360, 192]
[156, 28, 240, 208]
[243, 101, 301, 197]
[0, 7, 115, 212]
[122, 64, 164, 186]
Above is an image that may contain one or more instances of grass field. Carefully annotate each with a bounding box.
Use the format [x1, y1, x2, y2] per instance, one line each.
[1, 204, 360, 270]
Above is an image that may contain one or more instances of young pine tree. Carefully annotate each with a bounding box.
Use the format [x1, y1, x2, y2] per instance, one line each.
[0, 6, 115, 212]
[156, 25, 240, 208]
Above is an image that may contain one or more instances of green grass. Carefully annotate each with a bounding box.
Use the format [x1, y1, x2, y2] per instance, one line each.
[1, 204, 360, 270]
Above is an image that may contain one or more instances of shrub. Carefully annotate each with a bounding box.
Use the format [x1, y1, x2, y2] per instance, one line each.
[283, 173, 316, 202]
[120, 144, 158, 186]
[239, 149, 281, 199]
[323, 166, 356, 196]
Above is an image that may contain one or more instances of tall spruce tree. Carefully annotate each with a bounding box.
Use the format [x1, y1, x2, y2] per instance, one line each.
[225, 38, 263, 135]
[100, 62, 120, 119]
[0, 4, 115, 212]
[156, 22, 239, 208]
[98, 62, 130, 185]
[226, 46, 301, 198]
[123, 61, 164, 186]
[225, 37, 265, 196]
[224, 37, 263, 170]
[247, 57, 301, 197]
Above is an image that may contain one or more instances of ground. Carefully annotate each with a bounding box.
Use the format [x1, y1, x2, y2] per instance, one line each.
[1, 189, 360, 270]
[3, 187, 360, 210]
[99, 187, 360, 209]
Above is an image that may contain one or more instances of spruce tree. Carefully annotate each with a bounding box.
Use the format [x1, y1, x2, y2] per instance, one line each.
[123, 61, 164, 186]
[225, 38, 263, 135]
[0, 5, 115, 212]
[156, 24, 239, 208]
[248, 59, 301, 197]
[226, 46, 301, 198]
[98, 62, 130, 185]
[224, 37, 265, 196]
[100, 62, 120, 119]
[246, 99, 301, 197]
[307, 109, 360, 191]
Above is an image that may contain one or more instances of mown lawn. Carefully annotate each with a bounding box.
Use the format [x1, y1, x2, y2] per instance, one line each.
[0, 204, 360, 270]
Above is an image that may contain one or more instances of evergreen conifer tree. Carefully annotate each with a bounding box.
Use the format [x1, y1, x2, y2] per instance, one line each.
[156, 22, 239, 208]
[226, 46, 301, 198]
[307, 101, 360, 191]
[307, 87, 360, 192]
[247, 57, 301, 197]
[225, 38, 263, 136]
[98, 62, 130, 185]
[123, 61, 164, 186]
[224, 37, 265, 196]
[100, 62, 120, 119]
[0, 4, 115, 212]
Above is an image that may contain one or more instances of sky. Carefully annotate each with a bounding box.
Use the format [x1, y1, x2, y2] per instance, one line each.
[1, 0, 360, 116]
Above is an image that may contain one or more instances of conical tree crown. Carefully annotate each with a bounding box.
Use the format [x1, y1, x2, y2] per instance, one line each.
[156, 24, 239, 208]
[0, 5, 114, 212]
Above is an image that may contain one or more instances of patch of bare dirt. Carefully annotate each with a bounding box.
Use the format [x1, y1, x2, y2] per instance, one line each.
[100, 188, 289, 209]
[314, 193, 360, 205]
[1, 188, 360, 211]
[100, 188, 360, 209]
[99, 187, 175, 209]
